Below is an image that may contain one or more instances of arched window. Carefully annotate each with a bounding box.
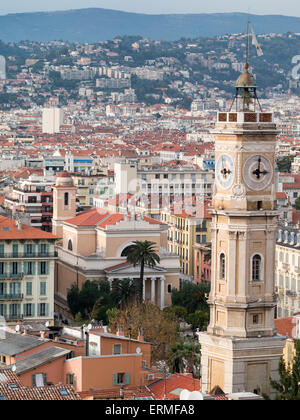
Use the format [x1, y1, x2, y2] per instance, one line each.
[220, 253, 226, 280]
[68, 239, 73, 251]
[252, 255, 262, 282]
[121, 245, 135, 257]
[64, 192, 69, 206]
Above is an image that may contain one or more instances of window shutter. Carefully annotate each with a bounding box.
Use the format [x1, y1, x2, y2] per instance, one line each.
[46, 262, 49, 275]
[24, 262, 28, 275]
[3, 283, 7, 295]
[113, 373, 118, 386]
[10, 262, 13, 276]
[37, 304, 40, 317]
[32, 304, 35, 317]
[3, 304, 6, 318]
[38, 263, 41, 275]
[32, 374, 36, 386]
[32, 262, 36, 275]
[45, 304, 49, 317]
[0, 244, 4, 257]
[125, 373, 130, 385]
[23, 304, 26, 317]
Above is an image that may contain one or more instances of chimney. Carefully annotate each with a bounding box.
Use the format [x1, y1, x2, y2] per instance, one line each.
[85, 331, 89, 357]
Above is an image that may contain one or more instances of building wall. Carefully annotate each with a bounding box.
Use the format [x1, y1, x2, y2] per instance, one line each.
[63, 354, 143, 392]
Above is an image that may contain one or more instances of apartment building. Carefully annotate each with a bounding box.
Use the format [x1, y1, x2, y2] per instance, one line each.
[5, 175, 55, 232]
[275, 227, 300, 318]
[0, 216, 60, 324]
[114, 162, 214, 219]
[160, 200, 212, 279]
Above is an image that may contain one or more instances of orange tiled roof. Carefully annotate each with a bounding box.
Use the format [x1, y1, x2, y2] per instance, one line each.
[148, 373, 201, 400]
[0, 216, 61, 240]
[65, 208, 109, 227]
[274, 317, 297, 339]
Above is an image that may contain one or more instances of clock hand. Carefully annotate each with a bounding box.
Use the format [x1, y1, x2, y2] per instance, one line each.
[252, 157, 268, 179]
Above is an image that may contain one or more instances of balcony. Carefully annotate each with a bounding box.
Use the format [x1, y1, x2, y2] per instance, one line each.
[0, 294, 23, 301]
[286, 290, 297, 298]
[0, 252, 57, 259]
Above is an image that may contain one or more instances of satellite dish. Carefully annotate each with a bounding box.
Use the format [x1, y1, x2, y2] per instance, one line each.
[45, 321, 50, 328]
[136, 347, 141, 354]
[189, 391, 204, 401]
[12, 365, 16, 373]
[15, 325, 20, 332]
[180, 389, 191, 400]
[88, 324, 93, 330]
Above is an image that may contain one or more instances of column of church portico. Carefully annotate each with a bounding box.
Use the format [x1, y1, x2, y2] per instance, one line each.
[160, 277, 165, 309]
[151, 278, 156, 304]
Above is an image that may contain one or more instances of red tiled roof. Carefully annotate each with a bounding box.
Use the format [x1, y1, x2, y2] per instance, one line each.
[65, 208, 109, 227]
[148, 373, 201, 400]
[0, 216, 60, 240]
[274, 317, 297, 339]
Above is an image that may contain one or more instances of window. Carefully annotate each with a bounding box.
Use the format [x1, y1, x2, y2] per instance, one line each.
[252, 255, 262, 282]
[0, 262, 6, 276]
[24, 304, 34, 317]
[32, 373, 47, 387]
[253, 314, 259, 325]
[12, 244, 18, 257]
[113, 344, 121, 355]
[68, 240, 73, 251]
[38, 303, 48, 317]
[64, 192, 69, 206]
[113, 373, 130, 385]
[38, 262, 48, 275]
[167, 284, 172, 294]
[26, 282, 32, 296]
[40, 282, 46, 296]
[220, 253, 226, 279]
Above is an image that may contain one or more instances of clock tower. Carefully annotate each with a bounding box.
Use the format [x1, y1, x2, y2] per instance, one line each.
[198, 64, 285, 397]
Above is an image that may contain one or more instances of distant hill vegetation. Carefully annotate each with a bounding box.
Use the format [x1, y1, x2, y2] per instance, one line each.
[1, 9, 300, 42]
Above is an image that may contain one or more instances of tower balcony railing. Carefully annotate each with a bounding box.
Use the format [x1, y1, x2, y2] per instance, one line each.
[217, 112, 273, 124]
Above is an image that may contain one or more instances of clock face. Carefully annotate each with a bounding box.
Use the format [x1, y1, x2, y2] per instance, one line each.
[216, 154, 235, 189]
[243, 155, 273, 191]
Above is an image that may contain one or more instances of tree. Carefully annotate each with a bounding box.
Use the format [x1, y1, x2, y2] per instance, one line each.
[186, 310, 209, 332]
[126, 241, 160, 304]
[111, 278, 138, 309]
[168, 342, 201, 377]
[269, 340, 300, 400]
[107, 302, 179, 361]
[172, 281, 210, 314]
[295, 197, 300, 210]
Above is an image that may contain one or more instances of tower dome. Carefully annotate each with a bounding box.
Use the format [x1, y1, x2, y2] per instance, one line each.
[55, 171, 74, 187]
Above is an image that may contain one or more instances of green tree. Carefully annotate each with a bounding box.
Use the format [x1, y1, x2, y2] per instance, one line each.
[111, 278, 138, 308]
[270, 340, 300, 400]
[168, 342, 201, 377]
[295, 197, 300, 210]
[172, 281, 210, 314]
[126, 241, 160, 304]
[186, 310, 209, 332]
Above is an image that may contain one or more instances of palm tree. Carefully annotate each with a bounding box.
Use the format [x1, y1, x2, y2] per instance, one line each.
[111, 278, 138, 308]
[126, 240, 160, 304]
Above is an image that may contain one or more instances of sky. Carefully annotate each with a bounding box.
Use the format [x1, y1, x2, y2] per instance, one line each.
[1, 0, 300, 17]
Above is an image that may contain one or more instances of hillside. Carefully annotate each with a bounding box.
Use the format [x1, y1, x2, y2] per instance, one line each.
[1, 9, 300, 42]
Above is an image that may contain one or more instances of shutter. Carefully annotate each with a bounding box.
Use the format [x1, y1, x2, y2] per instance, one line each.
[43, 373, 47, 385]
[125, 373, 130, 385]
[32, 262, 36, 276]
[18, 262, 21, 275]
[38, 263, 41, 275]
[0, 244, 4, 257]
[17, 304, 21, 317]
[32, 374, 36, 386]
[46, 244, 49, 256]
[3, 304, 6, 318]
[32, 245, 36, 256]
[38, 244, 42, 256]
[23, 304, 26, 317]
[45, 304, 49, 317]
[113, 373, 118, 386]
[9, 304, 12, 317]
[37, 304, 40, 317]
[3, 263, 6, 277]
[3, 283, 7, 295]
[24, 262, 28, 276]
[10, 262, 13, 276]
[32, 304, 35, 317]
[46, 262, 49, 275]
[73, 375, 77, 389]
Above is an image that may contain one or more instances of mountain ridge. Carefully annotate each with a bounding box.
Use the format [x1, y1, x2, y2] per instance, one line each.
[1, 9, 300, 42]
